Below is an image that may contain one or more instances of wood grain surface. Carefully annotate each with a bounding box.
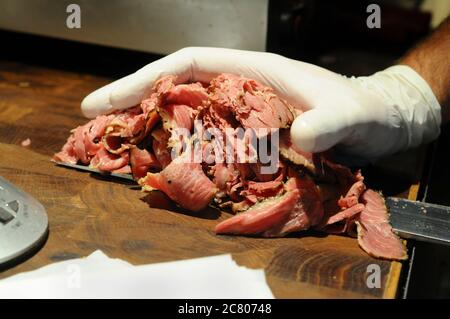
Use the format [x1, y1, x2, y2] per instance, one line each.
[0, 60, 420, 298]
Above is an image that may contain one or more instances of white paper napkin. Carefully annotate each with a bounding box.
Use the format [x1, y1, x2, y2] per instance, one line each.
[0, 251, 274, 299]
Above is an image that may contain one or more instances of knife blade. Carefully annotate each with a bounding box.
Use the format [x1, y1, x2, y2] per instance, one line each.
[54, 162, 136, 182]
[386, 197, 450, 246]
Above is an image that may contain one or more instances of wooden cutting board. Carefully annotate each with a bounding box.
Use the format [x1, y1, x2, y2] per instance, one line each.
[0, 60, 422, 298]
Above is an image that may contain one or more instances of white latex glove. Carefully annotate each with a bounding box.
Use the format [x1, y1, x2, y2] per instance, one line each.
[81, 47, 441, 159]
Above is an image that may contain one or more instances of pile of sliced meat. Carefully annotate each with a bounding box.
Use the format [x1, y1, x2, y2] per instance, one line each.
[54, 73, 407, 261]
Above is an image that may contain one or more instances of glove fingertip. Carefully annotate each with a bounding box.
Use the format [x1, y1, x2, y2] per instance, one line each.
[290, 109, 348, 153]
[290, 115, 318, 153]
[81, 91, 113, 119]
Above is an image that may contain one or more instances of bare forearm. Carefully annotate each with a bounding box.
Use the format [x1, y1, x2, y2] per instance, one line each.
[400, 17, 450, 123]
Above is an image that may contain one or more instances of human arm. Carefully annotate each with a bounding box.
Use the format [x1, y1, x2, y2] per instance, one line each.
[400, 17, 450, 122]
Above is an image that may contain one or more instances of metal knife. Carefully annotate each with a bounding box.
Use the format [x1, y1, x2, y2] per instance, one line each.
[55, 162, 135, 181]
[386, 197, 450, 246]
[55, 162, 450, 245]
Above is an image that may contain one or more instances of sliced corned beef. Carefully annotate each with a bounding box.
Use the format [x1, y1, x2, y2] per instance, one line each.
[320, 203, 365, 227]
[112, 165, 132, 174]
[279, 129, 315, 173]
[262, 173, 324, 237]
[160, 104, 195, 132]
[130, 147, 160, 179]
[90, 146, 129, 172]
[140, 154, 218, 212]
[151, 128, 172, 168]
[54, 73, 407, 261]
[338, 179, 366, 209]
[215, 189, 300, 235]
[355, 190, 407, 260]
[164, 82, 209, 109]
[53, 135, 77, 164]
[208, 74, 295, 135]
[53, 115, 112, 164]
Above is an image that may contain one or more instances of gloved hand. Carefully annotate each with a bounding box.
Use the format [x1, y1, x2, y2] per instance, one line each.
[81, 47, 441, 160]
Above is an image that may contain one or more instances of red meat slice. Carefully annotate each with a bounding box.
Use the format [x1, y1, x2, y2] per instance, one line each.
[130, 147, 161, 179]
[355, 190, 407, 260]
[164, 83, 209, 109]
[279, 129, 315, 172]
[21, 138, 31, 147]
[209, 74, 295, 134]
[151, 128, 172, 168]
[321, 203, 365, 227]
[53, 135, 77, 164]
[53, 115, 112, 164]
[215, 189, 300, 235]
[243, 180, 284, 198]
[140, 155, 218, 212]
[113, 165, 132, 174]
[263, 173, 324, 237]
[159, 104, 196, 132]
[105, 106, 145, 137]
[338, 180, 366, 209]
[90, 146, 130, 172]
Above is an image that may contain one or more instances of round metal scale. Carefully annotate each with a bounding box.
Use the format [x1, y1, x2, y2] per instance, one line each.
[0, 176, 48, 265]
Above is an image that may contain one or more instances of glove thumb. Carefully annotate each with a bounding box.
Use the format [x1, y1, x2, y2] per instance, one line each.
[290, 108, 353, 153]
